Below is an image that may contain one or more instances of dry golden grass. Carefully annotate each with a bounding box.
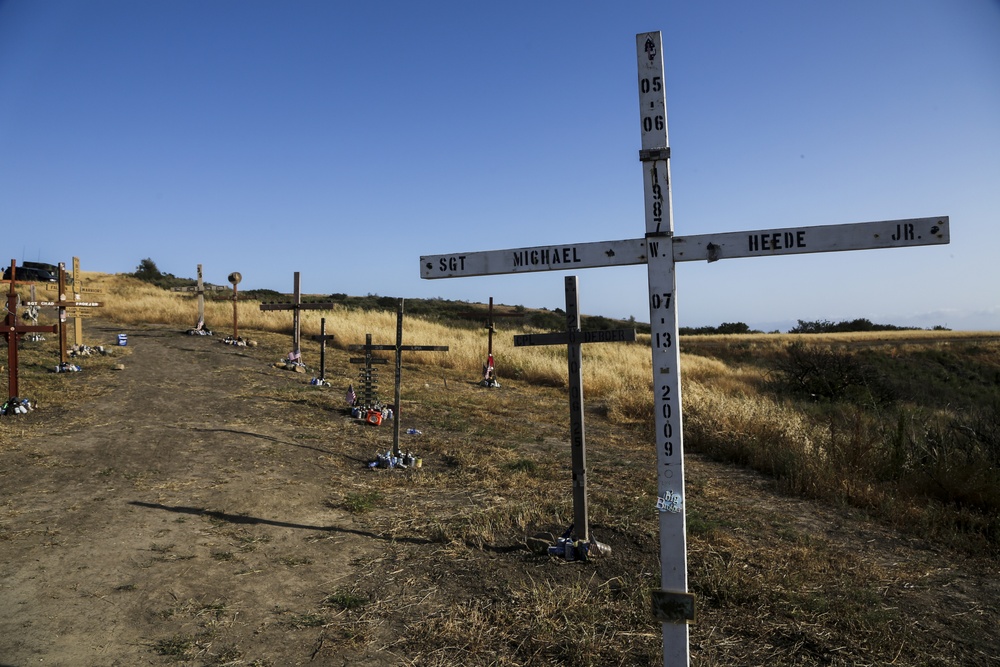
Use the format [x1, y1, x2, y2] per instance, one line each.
[11, 272, 999, 556]
[20, 273, 656, 397]
[5, 273, 999, 666]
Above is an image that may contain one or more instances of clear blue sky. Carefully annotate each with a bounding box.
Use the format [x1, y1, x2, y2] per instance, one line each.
[2, 1, 998, 331]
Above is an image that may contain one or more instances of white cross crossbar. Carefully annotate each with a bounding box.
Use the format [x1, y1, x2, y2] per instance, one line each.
[420, 216, 948, 279]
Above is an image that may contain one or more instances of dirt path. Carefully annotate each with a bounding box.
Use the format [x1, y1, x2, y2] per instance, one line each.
[1, 322, 998, 666]
[1, 323, 390, 666]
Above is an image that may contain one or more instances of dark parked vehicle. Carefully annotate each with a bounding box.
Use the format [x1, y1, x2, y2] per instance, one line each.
[2, 266, 57, 282]
[23, 261, 60, 274]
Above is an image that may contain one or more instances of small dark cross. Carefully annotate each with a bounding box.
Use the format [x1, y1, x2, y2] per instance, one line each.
[29, 263, 103, 365]
[3, 260, 58, 400]
[348, 298, 448, 458]
[259, 272, 334, 363]
[349, 333, 389, 409]
[459, 296, 524, 386]
[513, 276, 636, 546]
[310, 318, 336, 383]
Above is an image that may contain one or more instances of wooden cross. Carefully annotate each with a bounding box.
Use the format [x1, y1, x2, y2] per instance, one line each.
[173, 264, 228, 332]
[310, 318, 335, 383]
[349, 333, 389, 409]
[43, 257, 104, 346]
[513, 275, 636, 548]
[259, 272, 334, 363]
[69, 257, 103, 345]
[30, 263, 103, 365]
[419, 30, 950, 667]
[3, 261, 58, 400]
[459, 296, 524, 385]
[348, 298, 448, 458]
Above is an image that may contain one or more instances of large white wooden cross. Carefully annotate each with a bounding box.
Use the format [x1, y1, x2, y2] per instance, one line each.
[419, 31, 950, 667]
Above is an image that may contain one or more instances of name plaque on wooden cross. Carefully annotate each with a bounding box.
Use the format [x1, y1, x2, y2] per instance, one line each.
[3, 260, 59, 400]
[513, 276, 636, 547]
[419, 30, 950, 667]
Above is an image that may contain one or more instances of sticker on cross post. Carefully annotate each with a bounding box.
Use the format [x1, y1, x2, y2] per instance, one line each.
[656, 490, 683, 513]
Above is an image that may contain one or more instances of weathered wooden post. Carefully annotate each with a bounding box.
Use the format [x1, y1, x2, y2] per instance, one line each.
[419, 30, 949, 666]
[513, 275, 636, 548]
[228, 272, 241, 340]
[68, 257, 104, 345]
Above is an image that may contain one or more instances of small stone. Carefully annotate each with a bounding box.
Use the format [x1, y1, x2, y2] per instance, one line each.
[113, 363, 125, 371]
[525, 532, 555, 554]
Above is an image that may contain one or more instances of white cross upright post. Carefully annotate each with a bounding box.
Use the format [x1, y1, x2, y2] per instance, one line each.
[636, 32, 693, 664]
[418, 30, 949, 667]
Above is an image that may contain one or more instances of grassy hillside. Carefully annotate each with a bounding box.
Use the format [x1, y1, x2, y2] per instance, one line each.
[3, 272, 998, 665]
[10, 271, 1000, 555]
